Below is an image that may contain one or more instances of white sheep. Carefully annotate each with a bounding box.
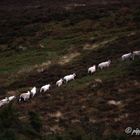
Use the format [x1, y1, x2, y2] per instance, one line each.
[108, 100, 121, 106]
[0, 101, 4, 107]
[8, 96, 16, 102]
[0, 100, 6, 107]
[98, 60, 111, 70]
[133, 51, 140, 59]
[0, 96, 15, 107]
[19, 91, 31, 102]
[30, 87, 37, 97]
[40, 84, 51, 93]
[63, 73, 76, 83]
[121, 53, 133, 61]
[1, 97, 9, 103]
[0, 97, 9, 107]
[88, 65, 96, 74]
[56, 79, 63, 87]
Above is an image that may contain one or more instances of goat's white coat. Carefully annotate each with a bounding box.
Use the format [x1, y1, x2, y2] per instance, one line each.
[0, 97, 9, 107]
[108, 100, 121, 106]
[88, 65, 96, 74]
[0, 100, 6, 107]
[56, 79, 63, 87]
[40, 84, 51, 93]
[0, 96, 16, 107]
[133, 51, 140, 58]
[98, 60, 111, 69]
[8, 96, 16, 102]
[30, 87, 37, 97]
[121, 53, 133, 61]
[63, 73, 76, 83]
[1, 97, 9, 103]
[19, 91, 31, 102]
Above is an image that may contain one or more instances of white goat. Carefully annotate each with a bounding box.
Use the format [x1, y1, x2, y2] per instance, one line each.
[0, 100, 6, 107]
[19, 91, 31, 102]
[98, 60, 111, 70]
[30, 87, 37, 97]
[8, 96, 16, 102]
[133, 51, 140, 59]
[108, 100, 121, 106]
[40, 84, 51, 93]
[56, 79, 63, 87]
[121, 53, 133, 61]
[0, 97, 9, 107]
[0, 101, 4, 107]
[0, 96, 15, 107]
[63, 73, 76, 83]
[88, 65, 96, 74]
[1, 97, 9, 103]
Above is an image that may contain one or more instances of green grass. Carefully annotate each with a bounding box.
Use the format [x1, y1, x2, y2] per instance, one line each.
[53, 61, 130, 94]
[0, 14, 139, 76]
[0, 47, 59, 74]
[0, 31, 89, 75]
[0, 4, 140, 140]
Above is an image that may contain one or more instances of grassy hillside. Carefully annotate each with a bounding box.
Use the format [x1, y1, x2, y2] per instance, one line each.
[0, 2, 140, 140]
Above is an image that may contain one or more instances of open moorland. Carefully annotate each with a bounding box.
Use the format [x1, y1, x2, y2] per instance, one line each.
[0, 0, 140, 140]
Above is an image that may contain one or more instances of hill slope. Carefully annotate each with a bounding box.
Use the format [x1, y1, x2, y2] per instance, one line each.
[0, 2, 140, 140]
